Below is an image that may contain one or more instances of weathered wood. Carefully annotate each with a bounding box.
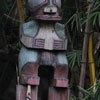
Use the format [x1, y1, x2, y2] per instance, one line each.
[48, 87, 70, 100]
[20, 62, 40, 85]
[21, 22, 67, 50]
[16, 85, 27, 100]
[17, 0, 69, 100]
[35, 23, 66, 50]
[31, 86, 38, 100]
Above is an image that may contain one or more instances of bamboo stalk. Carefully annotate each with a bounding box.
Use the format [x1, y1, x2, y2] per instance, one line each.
[78, 24, 89, 100]
[78, 0, 93, 99]
[88, 34, 96, 91]
[16, 0, 24, 23]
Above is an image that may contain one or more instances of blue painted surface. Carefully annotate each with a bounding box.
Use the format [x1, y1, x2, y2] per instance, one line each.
[19, 46, 38, 74]
[28, 0, 45, 9]
[57, 53, 68, 65]
[23, 20, 38, 37]
[55, 23, 66, 39]
[56, 0, 61, 8]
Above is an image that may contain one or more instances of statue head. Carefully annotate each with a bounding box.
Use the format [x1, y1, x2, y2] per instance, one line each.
[26, 0, 62, 21]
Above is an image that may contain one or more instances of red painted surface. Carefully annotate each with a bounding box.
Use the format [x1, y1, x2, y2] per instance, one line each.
[34, 39, 45, 48]
[19, 56, 69, 100]
[20, 75, 40, 85]
[31, 86, 38, 100]
[54, 40, 65, 50]
[35, 15, 62, 21]
[54, 65, 68, 78]
[20, 63, 40, 85]
[27, 77, 40, 85]
[16, 85, 27, 100]
[48, 87, 70, 100]
[53, 79, 68, 87]
[22, 63, 39, 76]
[16, 85, 39, 100]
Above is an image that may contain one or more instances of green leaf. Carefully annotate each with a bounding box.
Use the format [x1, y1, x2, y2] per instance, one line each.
[82, 12, 97, 25]
[93, 13, 98, 25]
[76, 13, 79, 30]
[78, 86, 91, 95]
[67, 50, 81, 69]
[71, 14, 76, 30]
[82, 95, 90, 100]
[65, 14, 76, 26]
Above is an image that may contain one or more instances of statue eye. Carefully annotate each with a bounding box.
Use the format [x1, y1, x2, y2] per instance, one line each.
[54, 0, 61, 8]
[28, 0, 45, 9]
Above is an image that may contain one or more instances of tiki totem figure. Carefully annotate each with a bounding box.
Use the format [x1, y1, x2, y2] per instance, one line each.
[16, 0, 70, 100]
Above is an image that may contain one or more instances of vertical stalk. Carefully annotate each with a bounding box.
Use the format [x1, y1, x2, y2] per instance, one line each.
[16, 0, 24, 23]
[78, 25, 89, 100]
[79, 0, 93, 99]
[88, 34, 95, 91]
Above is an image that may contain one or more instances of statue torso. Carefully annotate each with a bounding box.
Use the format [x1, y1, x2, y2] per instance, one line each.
[20, 20, 67, 51]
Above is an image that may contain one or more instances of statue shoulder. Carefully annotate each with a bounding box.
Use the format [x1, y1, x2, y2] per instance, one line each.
[20, 20, 39, 37]
[55, 22, 66, 39]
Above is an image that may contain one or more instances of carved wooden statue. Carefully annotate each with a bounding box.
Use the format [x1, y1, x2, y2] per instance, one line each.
[16, 0, 70, 100]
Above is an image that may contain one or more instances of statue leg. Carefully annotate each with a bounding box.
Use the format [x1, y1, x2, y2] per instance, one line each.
[48, 64, 70, 100]
[16, 47, 40, 100]
[16, 85, 27, 100]
[16, 85, 38, 100]
[20, 62, 39, 100]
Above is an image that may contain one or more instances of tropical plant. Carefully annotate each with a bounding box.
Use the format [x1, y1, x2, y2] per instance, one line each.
[64, 0, 100, 99]
[78, 82, 100, 100]
[67, 50, 82, 69]
[70, 81, 100, 100]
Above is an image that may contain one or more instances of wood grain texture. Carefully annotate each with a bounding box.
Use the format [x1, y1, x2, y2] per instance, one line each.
[16, 85, 27, 100]
[48, 87, 70, 100]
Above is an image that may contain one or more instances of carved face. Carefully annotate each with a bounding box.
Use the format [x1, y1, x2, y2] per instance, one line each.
[27, 0, 61, 10]
[27, 0, 62, 21]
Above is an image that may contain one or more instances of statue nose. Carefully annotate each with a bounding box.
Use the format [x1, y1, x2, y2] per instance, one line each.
[44, 6, 57, 14]
[43, 0, 57, 14]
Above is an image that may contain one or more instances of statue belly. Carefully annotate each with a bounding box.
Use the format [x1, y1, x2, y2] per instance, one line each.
[35, 24, 63, 50]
